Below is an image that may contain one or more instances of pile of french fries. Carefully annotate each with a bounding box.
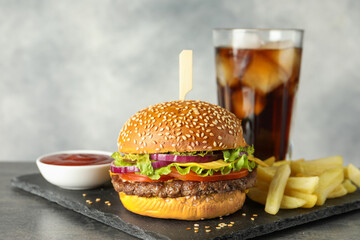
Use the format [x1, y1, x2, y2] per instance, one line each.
[247, 155, 360, 215]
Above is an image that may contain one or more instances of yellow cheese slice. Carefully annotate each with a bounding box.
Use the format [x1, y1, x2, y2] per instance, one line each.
[175, 159, 231, 169]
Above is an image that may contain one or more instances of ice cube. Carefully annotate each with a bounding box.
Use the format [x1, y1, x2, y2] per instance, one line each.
[261, 40, 295, 49]
[266, 47, 299, 77]
[216, 49, 251, 87]
[232, 32, 262, 49]
[216, 54, 239, 87]
[231, 88, 255, 119]
[241, 51, 288, 94]
[254, 93, 266, 115]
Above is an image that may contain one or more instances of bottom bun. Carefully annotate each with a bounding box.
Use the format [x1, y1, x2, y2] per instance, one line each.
[119, 190, 246, 220]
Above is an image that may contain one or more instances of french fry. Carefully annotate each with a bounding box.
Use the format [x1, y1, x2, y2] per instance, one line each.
[284, 189, 317, 208]
[254, 179, 270, 191]
[290, 156, 343, 176]
[248, 155, 269, 167]
[295, 173, 310, 177]
[314, 168, 344, 205]
[328, 184, 347, 198]
[280, 195, 307, 209]
[247, 187, 267, 205]
[342, 179, 357, 193]
[273, 160, 291, 167]
[257, 178, 318, 205]
[257, 166, 277, 182]
[263, 156, 275, 166]
[247, 155, 355, 214]
[343, 166, 349, 179]
[265, 164, 291, 215]
[286, 177, 319, 194]
[247, 187, 306, 209]
[347, 164, 360, 187]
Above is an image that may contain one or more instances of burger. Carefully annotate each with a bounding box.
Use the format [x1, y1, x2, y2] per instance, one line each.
[110, 100, 257, 220]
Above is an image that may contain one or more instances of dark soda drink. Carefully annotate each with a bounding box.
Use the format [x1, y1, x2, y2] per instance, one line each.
[216, 44, 302, 160]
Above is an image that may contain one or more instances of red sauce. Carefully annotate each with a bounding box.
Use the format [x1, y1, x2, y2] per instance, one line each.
[41, 153, 113, 166]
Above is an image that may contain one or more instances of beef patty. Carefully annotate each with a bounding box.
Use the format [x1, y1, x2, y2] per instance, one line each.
[111, 169, 257, 198]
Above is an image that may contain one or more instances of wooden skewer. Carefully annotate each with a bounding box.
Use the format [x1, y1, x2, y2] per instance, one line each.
[179, 50, 193, 100]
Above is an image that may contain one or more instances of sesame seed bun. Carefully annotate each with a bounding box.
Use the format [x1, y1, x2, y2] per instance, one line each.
[118, 100, 247, 154]
[119, 190, 246, 220]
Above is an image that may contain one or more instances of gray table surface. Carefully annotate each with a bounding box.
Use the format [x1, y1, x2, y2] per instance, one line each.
[1, 162, 360, 240]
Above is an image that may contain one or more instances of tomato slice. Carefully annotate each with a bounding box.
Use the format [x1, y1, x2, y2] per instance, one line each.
[117, 172, 174, 182]
[167, 168, 249, 181]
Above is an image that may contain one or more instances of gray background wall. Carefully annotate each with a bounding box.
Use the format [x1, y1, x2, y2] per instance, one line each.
[1, 0, 359, 165]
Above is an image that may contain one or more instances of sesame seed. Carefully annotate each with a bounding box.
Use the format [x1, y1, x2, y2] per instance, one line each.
[253, 214, 258, 217]
[242, 213, 246, 216]
[205, 226, 210, 229]
[194, 227, 199, 230]
[228, 224, 233, 227]
[251, 218, 255, 221]
[216, 227, 221, 230]
[230, 222, 235, 224]
[205, 230, 211, 233]
[96, 198, 101, 202]
[186, 227, 191, 230]
[194, 224, 199, 227]
[82, 193, 87, 197]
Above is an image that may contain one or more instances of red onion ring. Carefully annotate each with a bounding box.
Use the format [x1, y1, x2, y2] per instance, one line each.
[150, 153, 223, 163]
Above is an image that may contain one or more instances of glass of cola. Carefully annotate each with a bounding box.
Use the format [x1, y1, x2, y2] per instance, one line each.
[213, 29, 304, 160]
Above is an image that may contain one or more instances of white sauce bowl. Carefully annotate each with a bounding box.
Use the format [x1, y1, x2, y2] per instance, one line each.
[36, 150, 113, 190]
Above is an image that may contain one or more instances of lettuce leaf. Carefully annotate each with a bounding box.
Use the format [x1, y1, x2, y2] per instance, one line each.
[112, 146, 256, 180]
[151, 154, 252, 180]
[111, 152, 153, 176]
[223, 146, 254, 162]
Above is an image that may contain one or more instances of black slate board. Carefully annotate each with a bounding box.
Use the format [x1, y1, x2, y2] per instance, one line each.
[11, 173, 360, 240]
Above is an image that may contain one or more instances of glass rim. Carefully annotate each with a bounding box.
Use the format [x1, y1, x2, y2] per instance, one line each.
[213, 28, 304, 33]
